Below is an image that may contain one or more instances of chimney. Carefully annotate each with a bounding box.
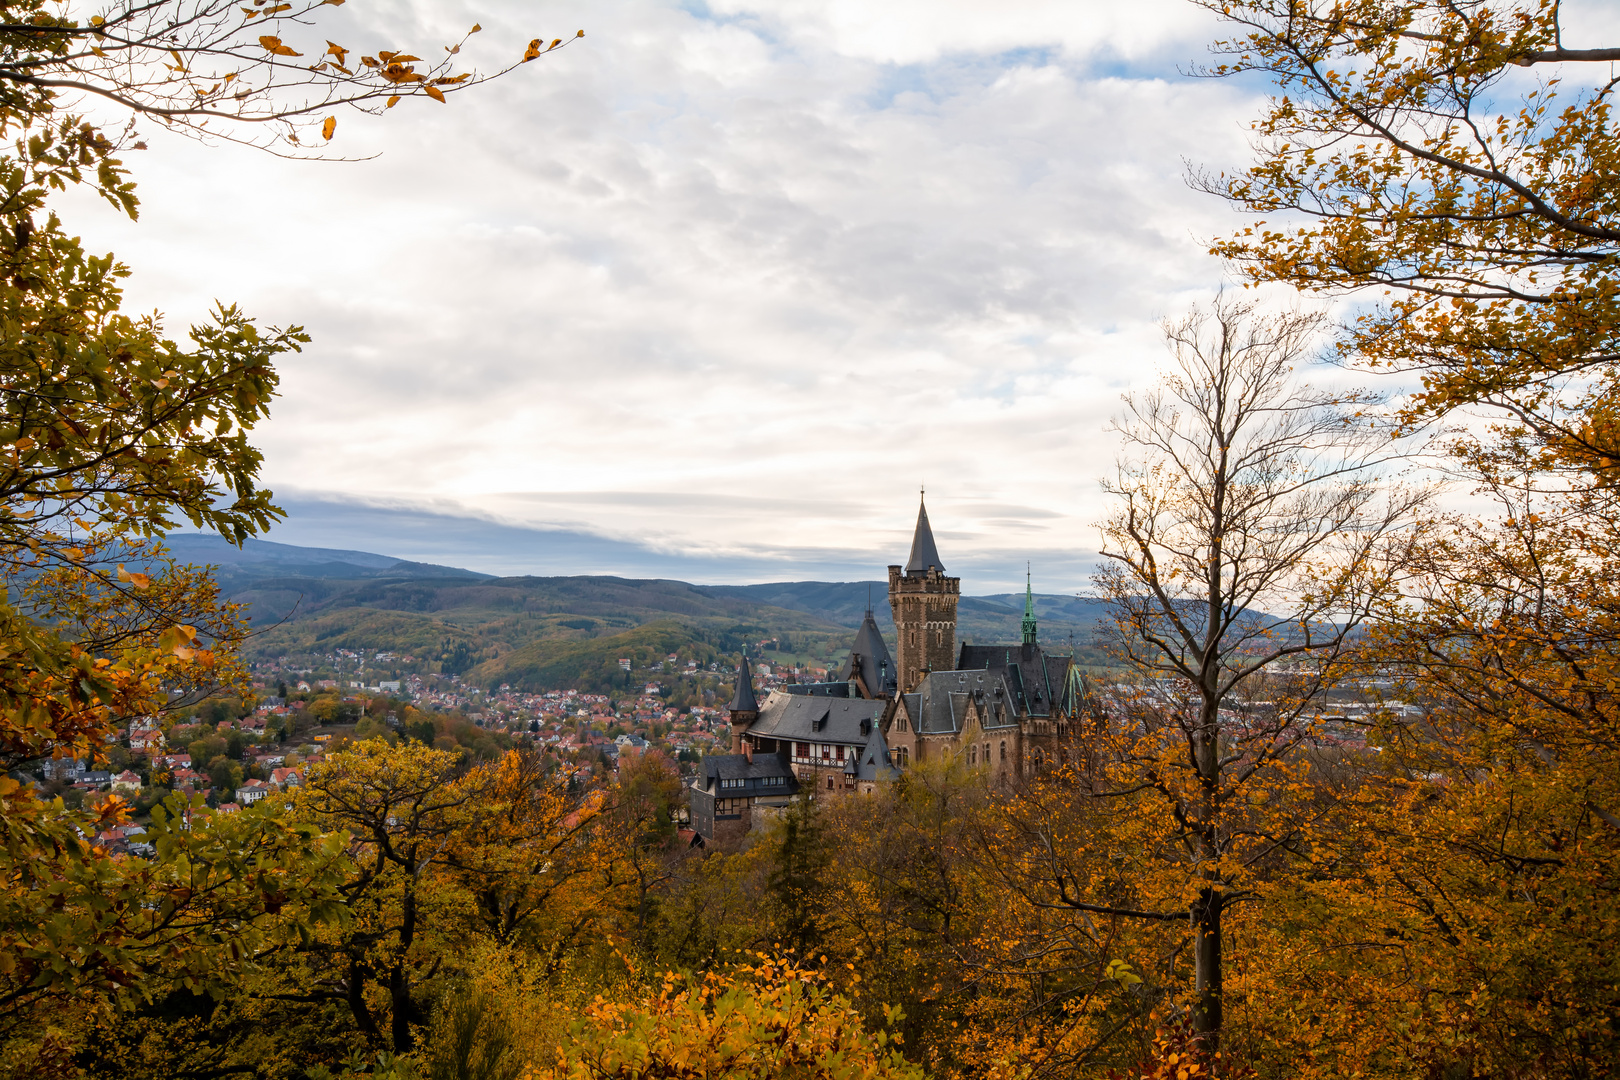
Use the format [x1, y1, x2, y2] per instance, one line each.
[744, 741, 753, 764]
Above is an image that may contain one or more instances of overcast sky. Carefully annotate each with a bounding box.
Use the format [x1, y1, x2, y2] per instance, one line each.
[66, 0, 1290, 592]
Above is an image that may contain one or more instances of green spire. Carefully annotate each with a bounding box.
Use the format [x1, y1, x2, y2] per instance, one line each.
[1021, 564, 1038, 646]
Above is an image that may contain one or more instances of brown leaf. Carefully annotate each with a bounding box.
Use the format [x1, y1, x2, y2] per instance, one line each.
[386, 95, 399, 108]
[424, 85, 446, 103]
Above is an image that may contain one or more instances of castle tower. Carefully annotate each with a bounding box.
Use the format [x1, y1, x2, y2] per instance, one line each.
[729, 652, 759, 753]
[888, 493, 959, 693]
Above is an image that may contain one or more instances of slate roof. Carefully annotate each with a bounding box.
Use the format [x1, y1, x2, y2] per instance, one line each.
[729, 653, 759, 714]
[904, 497, 945, 575]
[852, 717, 900, 782]
[784, 682, 853, 698]
[901, 669, 1021, 735]
[957, 642, 1071, 718]
[748, 690, 886, 746]
[835, 609, 897, 696]
[692, 751, 800, 797]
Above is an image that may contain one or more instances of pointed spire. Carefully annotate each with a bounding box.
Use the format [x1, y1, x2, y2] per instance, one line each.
[1022, 564, 1038, 646]
[904, 491, 945, 575]
[729, 651, 758, 714]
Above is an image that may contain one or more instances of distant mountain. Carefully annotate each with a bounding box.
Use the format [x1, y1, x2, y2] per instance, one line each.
[164, 534, 490, 582]
[159, 536, 1114, 688]
[707, 581, 1110, 646]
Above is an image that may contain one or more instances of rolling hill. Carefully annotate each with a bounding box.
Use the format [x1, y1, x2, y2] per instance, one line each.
[164, 535, 1114, 689]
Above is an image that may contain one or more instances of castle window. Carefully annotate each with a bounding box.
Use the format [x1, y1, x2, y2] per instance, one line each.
[969, 746, 977, 765]
[795, 742, 809, 759]
[1000, 741, 1006, 761]
[827, 777, 834, 790]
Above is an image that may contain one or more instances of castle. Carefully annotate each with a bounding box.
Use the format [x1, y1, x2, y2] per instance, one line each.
[688, 495, 1080, 846]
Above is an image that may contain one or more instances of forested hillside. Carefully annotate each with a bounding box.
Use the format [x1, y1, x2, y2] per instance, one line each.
[170, 536, 1113, 686]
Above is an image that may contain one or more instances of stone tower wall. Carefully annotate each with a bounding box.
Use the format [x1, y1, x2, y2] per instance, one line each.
[888, 564, 960, 693]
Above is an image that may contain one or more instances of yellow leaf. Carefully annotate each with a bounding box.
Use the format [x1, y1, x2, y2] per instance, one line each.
[321, 0, 345, 5]
[424, 85, 445, 103]
[258, 35, 302, 56]
[386, 95, 399, 108]
[89, 14, 104, 25]
[321, 116, 336, 140]
[390, 54, 422, 62]
[116, 564, 151, 590]
[470, 23, 481, 33]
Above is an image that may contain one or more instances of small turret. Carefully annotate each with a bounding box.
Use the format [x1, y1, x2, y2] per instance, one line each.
[1021, 564, 1038, 647]
[729, 652, 758, 753]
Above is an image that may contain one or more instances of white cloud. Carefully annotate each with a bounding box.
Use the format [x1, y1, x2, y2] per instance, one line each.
[57, 0, 1276, 592]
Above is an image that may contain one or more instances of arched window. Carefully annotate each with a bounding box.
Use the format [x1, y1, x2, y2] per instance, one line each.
[969, 746, 977, 765]
[827, 777, 835, 790]
[998, 741, 1005, 760]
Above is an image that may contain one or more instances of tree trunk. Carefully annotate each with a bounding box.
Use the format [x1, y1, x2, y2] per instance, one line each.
[1191, 886, 1223, 1043]
[346, 956, 378, 1041]
[392, 881, 418, 1052]
[1193, 676, 1223, 1045]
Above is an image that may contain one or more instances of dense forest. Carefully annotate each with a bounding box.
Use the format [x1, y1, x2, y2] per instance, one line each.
[2, 2, 1618, 1079]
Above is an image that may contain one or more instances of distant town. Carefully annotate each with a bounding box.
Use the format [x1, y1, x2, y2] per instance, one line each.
[33, 641, 832, 853]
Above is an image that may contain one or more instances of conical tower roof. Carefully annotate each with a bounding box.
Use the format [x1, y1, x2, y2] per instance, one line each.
[837, 608, 896, 697]
[904, 494, 945, 575]
[729, 653, 759, 714]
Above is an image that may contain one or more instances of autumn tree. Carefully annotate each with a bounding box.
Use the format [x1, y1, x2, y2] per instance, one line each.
[1188, 4, 1620, 1073]
[1083, 295, 1423, 1042]
[440, 747, 607, 950]
[296, 740, 474, 1053]
[1195, 0, 1620, 472]
[543, 956, 923, 1080]
[0, 0, 581, 154]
